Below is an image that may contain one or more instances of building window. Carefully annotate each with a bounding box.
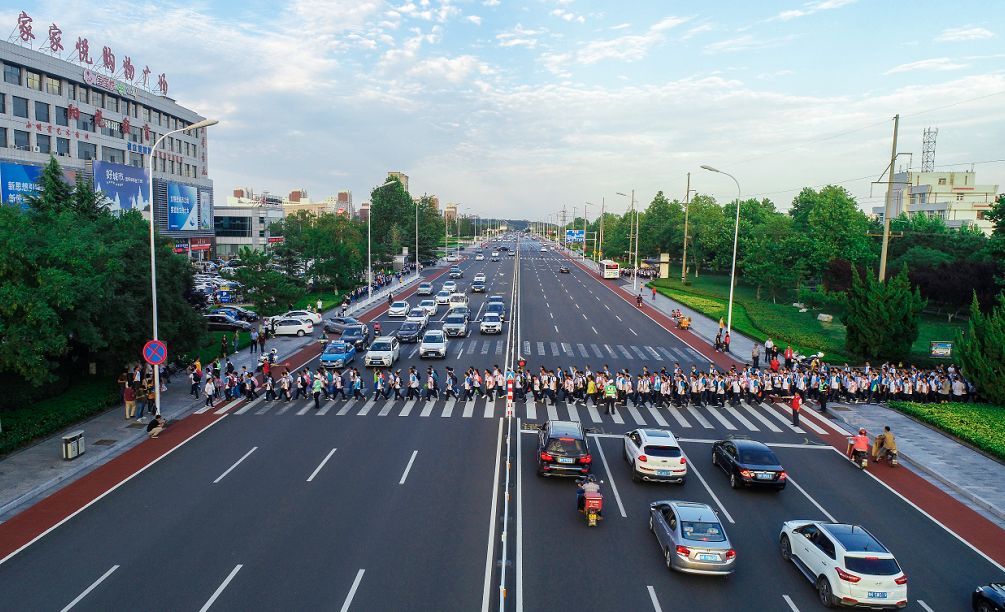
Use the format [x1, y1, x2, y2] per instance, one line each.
[129, 152, 144, 168]
[141, 106, 150, 122]
[214, 216, 252, 237]
[26, 71, 41, 90]
[56, 137, 69, 156]
[130, 126, 141, 143]
[938, 178, 947, 185]
[65, 82, 75, 100]
[169, 160, 175, 175]
[36, 134, 51, 154]
[76, 86, 88, 103]
[77, 141, 97, 160]
[101, 119, 121, 138]
[0, 93, 5, 114]
[55, 106, 68, 126]
[3, 63, 20, 85]
[77, 112, 94, 131]
[102, 146, 126, 164]
[13, 129, 30, 150]
[12, 96, 28, 118]
[0, 128, 6, 148]
[34, 101, 49, 123]
[104, 95, 118, 113]
[956, 193, 965, 201]
[45, 76, 61, 95]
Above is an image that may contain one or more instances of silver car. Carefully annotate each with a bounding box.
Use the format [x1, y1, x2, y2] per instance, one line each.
[416, 282, 434, 295]
[419, 330, 448, 358]
[649, 500, 736, 575]
[442, 313, 469, 337]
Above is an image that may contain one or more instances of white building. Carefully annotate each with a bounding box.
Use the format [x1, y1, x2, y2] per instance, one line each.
[215, 191, 285, 258]
[872, 170, 999, 235]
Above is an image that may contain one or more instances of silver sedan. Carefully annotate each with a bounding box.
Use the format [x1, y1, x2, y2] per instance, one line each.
[649, 500, 736, 575]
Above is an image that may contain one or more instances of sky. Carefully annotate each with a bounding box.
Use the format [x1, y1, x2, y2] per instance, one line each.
[5, 0, 1005, 219]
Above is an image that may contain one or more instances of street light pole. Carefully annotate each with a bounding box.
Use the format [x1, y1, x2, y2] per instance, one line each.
[681, 172, 695, 283]
[617, 190, 639, 291]
[700, 165, 742, 335]
[147, 117, 218, 417]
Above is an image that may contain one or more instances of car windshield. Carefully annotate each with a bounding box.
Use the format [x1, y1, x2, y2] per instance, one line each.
[392, 302, 408, 308]
[844, 557, 901, 576]
[644, 445, 681, 457]
[343, 326, 363, 337]
[325, 343, 348, 354]
[446, 316, 465, 324]
[409, 309, 424, 316]
[424, 333, 444, 342]
[401, 323, 420, 332]
[370, 341, 391, 351]
[487, 304, 503, 312]
[420, 301, 434, 306]
[484, 314, 501, 322]
[545, 437, 586, 455]
[680, 521, 726, 542]
[739, 448, 780, 465]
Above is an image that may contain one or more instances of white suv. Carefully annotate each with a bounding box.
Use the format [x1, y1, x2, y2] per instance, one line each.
[473, 272, 486, 283]
[419, 330, 448, 358]
[416, 282, 434, 295]
[365, 336, 400, 367]
[480, 312, 503, 334]
[623, 428, 687, 484]
[780, 521, 907, 609]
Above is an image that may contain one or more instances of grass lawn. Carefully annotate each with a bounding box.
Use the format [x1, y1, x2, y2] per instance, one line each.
[888, 401, 1005, 461]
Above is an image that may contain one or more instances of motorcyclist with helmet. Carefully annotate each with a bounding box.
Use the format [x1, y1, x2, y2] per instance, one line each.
[848, 428, 870, 462]
[577, 474, 601, 514]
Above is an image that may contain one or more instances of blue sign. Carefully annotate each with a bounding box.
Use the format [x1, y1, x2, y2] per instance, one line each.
[167, 182, 199, 231]
[565, 229, 585, 243]
[0, 162, 43, 208]
[93, 160, 150, 212]
[127, 141, 153, 156]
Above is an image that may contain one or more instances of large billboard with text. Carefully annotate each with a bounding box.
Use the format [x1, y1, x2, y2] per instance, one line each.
[199, 190, 213, 230]
[0, 163, 43, 207]
[167, 182, 199, 231]
[93, 161, 149, 212]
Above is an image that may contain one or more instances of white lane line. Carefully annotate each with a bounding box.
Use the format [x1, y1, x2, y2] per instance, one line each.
[587, 404, 602, 422]
[296, 402, 312, 416]
[526, 401, 537, 420]
[604, 304, 610, 311]
[481, 418, 505, 612]
[629, 328, 638, 336]
[592, 435, 627, 518]
[917, 601, 934, 612]
[782, 594, 800, 612]
[591, 326, 598, 335]
[547, 404, 559, 421]
[582, 313, 588, 320]
[762, 403, 805, 433]
[685, 406, 714, 429]
[744, 404, 782, 432]
[399, 400, 417, 416]
[679, 447, 735, 524]
[616, 315, 622, 322]
[516, 417, 525, 612]
[60, 565, 119, 612]
[549, 311, 554, 319]
[484, 400, 495, 418]
[627, 404, 647, 425]
[420, 400, 435, 417]
[317, 400, 336, 416]
[611, 409, 625, 424]
[399, 450, 418, 485]
[378, 400, 395, 416]
[667, 407, 691, 428]
[213, 399, 240, 415]
[463, 399, 476, 418]
[554, 324, 559, 334]
[647, 406, 669, 427]
[799, 406, 851, 435]
[307, 448, 338, 482]
[442, 399, 456, 417]
[774, 403, 827, 434]
[786, 474, 837, 522]
[357, 400, 376, 416]
[256, 401, 276, 415]
[647, 586, 663, 612]
[198, 564, 243, 612]
[234, 397, 263, 415]
[724, 405, 758, 431]
[566, 403, 580, 421]
[213, 447, 257, 484]
[339, 569, 365, 612]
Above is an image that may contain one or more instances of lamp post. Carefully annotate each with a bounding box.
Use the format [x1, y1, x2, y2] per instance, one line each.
[681, 172, 696, 283]
[700, 164, 742, 335]
[616, 190, 639, 291]
[369, 179, 397, 302]
[147, 117, 217, 417]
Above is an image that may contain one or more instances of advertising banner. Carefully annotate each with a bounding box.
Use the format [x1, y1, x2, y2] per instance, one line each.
[190, 237, 212, 252]
[1, 162, 43, 207]
[565, 229, 585, 244]
[198, 190, 213, 230]
[174, 239, 190, 254]
[929, 341, 953, 358]
[93, 161, 150, 212]
[167, 182, 199, 231]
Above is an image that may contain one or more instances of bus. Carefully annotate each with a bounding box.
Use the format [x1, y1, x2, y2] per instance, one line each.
[600, 259, 620, 279]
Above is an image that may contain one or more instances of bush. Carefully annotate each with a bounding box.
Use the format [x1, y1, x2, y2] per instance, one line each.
[0, 379, 120, 457]
[888, 400, 1005, 461]
[797, 287, 847, 311]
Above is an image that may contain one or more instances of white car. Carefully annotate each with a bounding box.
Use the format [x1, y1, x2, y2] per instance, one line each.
[270, 317, 314, 337]
[491, 251, 500, 261]
[364, 336, 400, 367]
[419, 330, 448, 358]
[442, 280, 457, 293]
[779, 521, 907, 608]
[435, 290, 451, 305]
[623, 429, 687, 484]
[388, 301, 410, 317]
[445, 254, 460, 262]
[419, 299, 438, 316]
[281, 309, 322, 325]
[406, 307, 429, 327]
[475, 253, 485, 261]
[416, 282, 434, 295]
[540, 247, 547, 252]
[473, 272, 486, 283]
[448, 292, 469, 309]
[480, 312, 503, 334]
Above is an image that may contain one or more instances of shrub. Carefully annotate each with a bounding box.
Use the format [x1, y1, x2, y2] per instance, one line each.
[888, 400, 1005, 461]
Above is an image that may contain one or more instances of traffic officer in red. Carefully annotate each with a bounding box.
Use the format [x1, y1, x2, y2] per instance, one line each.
[784, 345, 794, 369]
[790, 392, 802, 426]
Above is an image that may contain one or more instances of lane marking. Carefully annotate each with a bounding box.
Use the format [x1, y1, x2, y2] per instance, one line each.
[647, 406, 669, 427]
[604, 304, 610, 311]
[626, 404, 647, 425]
[399, 400, 416, 416]
[592, 436, 627, 518]
[918, 602, 934, 612]
[616, 315, 622, 322]
[566, 403, 580, 422]
[420, 400, 435, 417]
[786, 475, 837, 522]
[667, 407, 691, 429]
[773, 403, 826, 434]
[587, 405, 602, 422]
[377, 400, 394, 416]
[629, 328, 638, 336]
[399, 450, 419, 485]
[685, 406, 713, 429]
[724, 405, 758, 431]
[554, 325, 559, 334]
[516, 416, 525, 612]
[296, 402, 312, 416]
[60, 565, 119, 612]
[647, 586, 663, 612]
[357, 400, 376, 416]
[317, 400, 336, 416]
[337, 399, 356, 416]
[782, 594, 800, 612]
[234, 398, 263, 415]
[339, 569, 365, 612]
[480, 418, 505, 612]
[679, 447, 735, 524]
[591, 326, 598, 335]
[213, 447, 257, 484]
[484, 400, 495, 418]
[745, 404, 783, 432]
[526, 401, 537, 420]
[306, 448, 337, 482]
[198, 564, 243, 612]
[705, 406, 736, 430]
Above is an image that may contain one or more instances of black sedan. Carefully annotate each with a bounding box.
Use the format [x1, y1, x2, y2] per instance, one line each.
[204, 313, 252, 332]
[974, 583, 1005, 611]
[325, 316, 366, 335]
[396, 321, 424, 343]
[340, 325, 370, 351]
[711, 438, 786, 490]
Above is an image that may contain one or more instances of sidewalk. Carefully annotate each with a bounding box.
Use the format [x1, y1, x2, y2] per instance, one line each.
[0, 273, 421, 523]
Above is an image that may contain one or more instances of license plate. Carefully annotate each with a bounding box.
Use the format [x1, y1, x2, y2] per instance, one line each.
[756, 473, 773, 480]
[656, 470, 670, 476]
[867, 592, 887, 599]
[697, 554, 718, 562]
[557, 457, 574, 464]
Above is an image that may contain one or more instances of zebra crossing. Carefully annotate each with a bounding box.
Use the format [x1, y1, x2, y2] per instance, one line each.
[517, 340, 695, 363]
[211, 394, 849, 436]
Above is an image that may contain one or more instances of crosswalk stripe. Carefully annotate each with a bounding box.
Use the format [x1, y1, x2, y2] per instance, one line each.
[213, 399, 241, 415]
[647, 406, 669, 427]
[646, 346, 663, 361]
[526, 401, 538, 420]
[617, 345, 633, 359]
[590, 344, 603, 358]
[611, 409, 625, 424]
[357, 400, 376, 416]
[399, 400, 417, 417]
[547, 405, 559, 420]
[523, 340, 531, 355]
[773, 403, 827, 434]
[799, 407, 851, 435]
[685, 406, 714, 429]
[441, 400, 456, 417]
[256, 400, 276, 415]
[587, 405, 602, 423]
[760, 403, 804, 433]
[463, 399, 475, 417]
[550, 342, 560, 356]
[705, 406, 736, 430]
[657, 347, 676, 362]
[275, 402, 294, 415]
[743, 404, 782, 432]
[420, 401, 435, 417]
[566, 403, 580, 421]
[234, 398, 263, 415]
[296, 403, 312, 416]
[378, 400, 395, 416]
[537, 341, 545, 356]
[409, 346, 418, 358]
[496, 341, 503, 355]
[481, 341, 489, 354]
[484, 401, 495, 418]
[604, 344, 614, 356]
[561, 342, 573, 356]
[626, 404, 647, 425]
[577, 343, 589, 357]
[723, 405, 758, 431]
[631, 345, 648, 360]
[317, 400, 336, 416]
[337, 400, 356, 416]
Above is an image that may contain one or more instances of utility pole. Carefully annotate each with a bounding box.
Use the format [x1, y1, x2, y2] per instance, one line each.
[598, 197, 605, 261]
[632, 188, 639, 292]
[582, 202, 589, 260]
[681, 172, 695, 283]
[878, 114, 900, 282]
[571, 205, 578, 254]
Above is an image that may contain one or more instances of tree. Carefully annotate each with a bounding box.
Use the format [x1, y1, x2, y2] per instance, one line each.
[989, 194, 1005, 281]
[956, 292, 1005, 405]
[843, 267, 926, 361]
[685, 195, 727, 277]
[637, 192, 684, 261]
[789, 185, 874, 280]
[231, 247, 304, 316]
[369, 177, 413, 264]
[24, 156, 74, 215]
[740, 215, 804, 301]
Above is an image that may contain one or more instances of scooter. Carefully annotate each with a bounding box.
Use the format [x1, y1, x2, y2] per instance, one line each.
[576, 478, 605, 527]
[876, 446, 899, 467]
[846, 439, 869, 469]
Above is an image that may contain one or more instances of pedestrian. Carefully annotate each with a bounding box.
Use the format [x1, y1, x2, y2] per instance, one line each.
[232, 331, 240, 354]
[751, 342, 760, 369]
[790, 392, 801, 426]
[312, 375, 324, 410]
[258, 327, 267, 353]
[317, 298, 323, 312]
[204, 378, 216, 408]
[147, 415, 167, 439]
[603, 379, 617, 415]
[124, 385, 137, 419]
[651, 286, 657, 301]
[220, 334, 228, 359]
[723, 331, 731, 354]
[250, 329, 259, 354]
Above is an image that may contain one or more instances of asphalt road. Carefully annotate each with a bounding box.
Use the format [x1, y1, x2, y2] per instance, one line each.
[0, 236, 1002, 611]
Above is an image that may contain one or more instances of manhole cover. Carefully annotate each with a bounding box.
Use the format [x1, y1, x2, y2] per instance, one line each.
[92, 439, 117, 446]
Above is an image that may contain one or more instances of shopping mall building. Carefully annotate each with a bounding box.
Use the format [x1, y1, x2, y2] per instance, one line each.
[0, 31, 215, 258]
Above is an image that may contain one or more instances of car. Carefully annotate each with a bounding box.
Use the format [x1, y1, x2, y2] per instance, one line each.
[270, 317, 314, 337]
[491, 252, 500, 261]
[449, 305, 471, 320]
[487, 294, 505, 305]
[540, 247, 548, 252]
[442, 313, 470, 337]
[536, 420, 592, 477]
[419, 330, 448, 358]
[406, 308, 429, 327]
[449, 266, 463, 279]
[449, 292, 469, 309]
[203, 313, 252, 332]
[780, 521, 907, 609]
[711, 438, 786, 490]
[435, 290, 451, 305]
[442, 280, 458, 293]
[559, 266, 570, 273]
[387, 301, 410, 317]
[418, 299, 438, 316]
[508, 250, 515, 256]
[445, 254, 460, 262]
[320, 341, 356, 368]
[364, 336, 400, 368]
[485, 301, 506, 321]
[280, 309, 322, 325]
[470, 280, 486, 293]
[473, 272, 487, 283]
[324, 316, 365, 335]
[210, 305, 259, 322]
[416, 282, 434, 295]
[649, 501, 736, 576]
[475, 253, 485, 261]
[498, 246, 508, 252]
[340, 325, 370, 351]
[396, 321, 424, 343]
[624, 429, 687, 484]
[973, 583, 1005, 612]
[480, 312, 503, 334]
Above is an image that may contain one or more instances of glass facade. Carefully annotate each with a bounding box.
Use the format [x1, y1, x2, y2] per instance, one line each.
[214, 216, 252, 237]
[13, 129, 30, 149]
[36, 134, 51, 154]
[3, 63, 20, 85]
[34, 101, 49, 123]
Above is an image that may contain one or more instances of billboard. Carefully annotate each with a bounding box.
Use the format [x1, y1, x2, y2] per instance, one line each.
[198, 190, 213, 230]
[930, 341, 953, 358]
[93, 161, 150, 212]
[0, 162, 43, 207]
[167, 182, 199, 231]
[565, 229, 585, 243]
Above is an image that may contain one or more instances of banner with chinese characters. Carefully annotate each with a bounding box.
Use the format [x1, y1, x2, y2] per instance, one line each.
[93, 160, 149, 211]
[167, 182, 198, 231]
[0, 163, 43, 208]
[199, 190, 213, 230]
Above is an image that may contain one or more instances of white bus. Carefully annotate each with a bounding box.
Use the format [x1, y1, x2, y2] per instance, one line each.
[600, 259, 620, 279]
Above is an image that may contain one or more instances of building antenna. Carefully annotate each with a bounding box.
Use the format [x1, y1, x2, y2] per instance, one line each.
[921, 127, 938, 173]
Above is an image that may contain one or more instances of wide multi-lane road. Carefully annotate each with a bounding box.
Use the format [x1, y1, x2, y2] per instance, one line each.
[0, 236, 1002, 611]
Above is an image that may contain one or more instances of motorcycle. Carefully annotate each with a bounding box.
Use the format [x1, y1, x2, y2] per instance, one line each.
[576, 477, 604, 527]
[876, 446, 899, 467]
[846, 438, 869, 469]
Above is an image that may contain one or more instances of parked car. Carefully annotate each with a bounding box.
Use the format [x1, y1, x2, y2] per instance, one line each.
[419, 330, 448, 358]
[210, 305, 259, 322]
[364, 336, 400, 368]
[270, 317, 314, 337]
[650, 500, 736, 575]
[320, 341, 356, 368]
[204, 313, 252, 332]
[278, 309, 322, 325]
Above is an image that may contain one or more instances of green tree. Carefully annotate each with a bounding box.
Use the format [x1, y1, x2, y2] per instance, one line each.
[24, 156, 74, 215]
[790, 185, 874, 279]
[956, 292, 1005, 405]
[843, 266, 926, 360]
[369, 177, 413, 264]
[231, 246, 304, 315]
[988, 193, 1005, 272]
[685, 195, 727, 277]
[739, 215, 806, 301]
[637, 192, 684, 260]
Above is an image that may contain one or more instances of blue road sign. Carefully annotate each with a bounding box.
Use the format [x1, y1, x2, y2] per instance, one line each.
[143, 340, 168, 366]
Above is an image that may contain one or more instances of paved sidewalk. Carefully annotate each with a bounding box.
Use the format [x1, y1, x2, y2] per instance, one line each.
[0, 273, 421, 523]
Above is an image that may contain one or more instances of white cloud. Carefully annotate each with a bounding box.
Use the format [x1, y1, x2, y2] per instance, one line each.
[483, 0, 500, 5]
[936, 26, 995, 42]
[771, 0, 857, 21]
[610, 23, 631, 30]
[408, 55, 482, 83]
[550, 8, 585, 23]
[547, 15, 688, 70]
[496, 23, 547, 48]
[680, 23, 714, 41]
[884, 57, 970, 74]
[467, 15, 482, 25]
[705, 34, 796, 54]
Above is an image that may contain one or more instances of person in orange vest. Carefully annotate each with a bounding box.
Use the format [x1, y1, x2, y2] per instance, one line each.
[784, 345, 794, 369]
[790, 392, 801, 426]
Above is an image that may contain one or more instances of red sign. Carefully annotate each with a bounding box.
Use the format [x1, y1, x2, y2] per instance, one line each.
[47, 23, 63, 53]
[143, 340, 167, 366]
[17, 11, 34, 42]
[267, 236, 285, 243]
[190, 237, 212, 251]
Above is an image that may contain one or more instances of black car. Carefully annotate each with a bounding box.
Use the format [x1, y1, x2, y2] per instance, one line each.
[340, 324, 370, 351]
[499, 246, 508, 251]
[536, 420, 592, 477]
[325, 316, 365, 335]
[396, 321, 423, 343]
[711, 438, 786, 490]
[203, 313, 252, 332]
[210, 305, 259, 322]
[974, 583, 1005, 611]
[485, 302, 506, 321]
[471, 280, 486, 293]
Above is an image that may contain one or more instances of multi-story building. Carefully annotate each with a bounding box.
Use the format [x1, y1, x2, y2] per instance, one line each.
[872, 169, 999, 235]
[387, 171, 409, 193]
[357, 201, 370, 223]
[337, 190, 353, 216]
[0, 36, 215, 258]
[282, 188, 341, 217]
[444, 202, 458, 223]
[214, 190, 285, 258]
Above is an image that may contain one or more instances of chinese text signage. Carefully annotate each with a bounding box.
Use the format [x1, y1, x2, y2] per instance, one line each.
[167, 183, 198, 231]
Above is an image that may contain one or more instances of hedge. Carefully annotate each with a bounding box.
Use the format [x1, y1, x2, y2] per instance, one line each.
[888, 400, 1005, 462]
[0, 379, 121, 457]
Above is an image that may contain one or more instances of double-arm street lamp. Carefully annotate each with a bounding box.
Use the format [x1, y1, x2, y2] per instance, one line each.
[700, 164, 742, 335]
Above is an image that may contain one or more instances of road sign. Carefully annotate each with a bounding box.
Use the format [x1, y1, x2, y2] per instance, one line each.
[142, 340, 167, 366]
[565, 229, 585, 243]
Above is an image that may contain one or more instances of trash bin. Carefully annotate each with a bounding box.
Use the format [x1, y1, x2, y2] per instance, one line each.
[62, 430, 85, 460]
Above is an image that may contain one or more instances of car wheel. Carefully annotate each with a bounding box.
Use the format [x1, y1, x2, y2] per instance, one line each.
[975, 602, 993, 612]
[297, 330, 305, 337]
[779, 535, 792, 561]
[664, 547, 673, 570]
[631, 465, 641, 483]
[678, 476, 686, 486]
[711, 451, 718, 466]
[816, 577, 835, 608]
[729, 472, 740, 489]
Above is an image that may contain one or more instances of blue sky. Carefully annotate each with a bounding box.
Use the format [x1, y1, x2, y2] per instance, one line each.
[6, 0, 1004, 218]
